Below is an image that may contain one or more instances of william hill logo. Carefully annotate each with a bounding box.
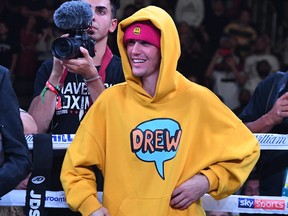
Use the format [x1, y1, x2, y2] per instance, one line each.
[238, 198, 285, 210]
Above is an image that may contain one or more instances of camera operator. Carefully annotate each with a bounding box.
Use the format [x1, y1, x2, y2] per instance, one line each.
[28, 0, 124, 215]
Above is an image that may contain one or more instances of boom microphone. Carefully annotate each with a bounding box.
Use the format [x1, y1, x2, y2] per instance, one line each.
[53, 0, 93, 31]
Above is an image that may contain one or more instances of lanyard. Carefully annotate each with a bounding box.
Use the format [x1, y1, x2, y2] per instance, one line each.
[60, 45, 113, 85]
[98, 45, 113, 82]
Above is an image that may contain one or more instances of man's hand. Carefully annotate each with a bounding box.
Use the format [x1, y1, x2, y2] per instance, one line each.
[62, 47, 99, 80]
[267, 92, 288, 125]
[49, 57, 65, 85]
[90, 207, 110, 216]
[170, 174, 209, 210]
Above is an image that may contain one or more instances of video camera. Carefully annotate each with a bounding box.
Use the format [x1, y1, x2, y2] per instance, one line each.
[51, 30, 95, 60]
[51, 1, 96, 60]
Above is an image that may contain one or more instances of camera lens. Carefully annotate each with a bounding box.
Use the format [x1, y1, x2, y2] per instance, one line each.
[51, 37, 82, 60]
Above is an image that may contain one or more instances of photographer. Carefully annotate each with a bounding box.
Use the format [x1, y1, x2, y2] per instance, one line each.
[28, 0, 124, 215]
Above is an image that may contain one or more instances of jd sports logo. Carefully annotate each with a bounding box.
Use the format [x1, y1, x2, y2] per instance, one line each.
[31, 176, 45, 184]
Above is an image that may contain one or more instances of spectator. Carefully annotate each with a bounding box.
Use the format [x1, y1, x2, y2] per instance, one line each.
[61, 6, 260, 216]
[18, 0, 54, 26]
[239, 171, 260, 216]
[120, 4, 138, 21]
[35, 22, 61, 68]
[224, 7, 257, 59]
[17, 15, 39, 78]
[177, 21, 207, 84]
[0, 0, 23, 40]
[205, 36, 248, 110]
[224, 0, 246, 20]
[232, 88, 251, 116]
[175, 0, 205, 28]
[0, 108, 37, 216]
[243, 34, 280, 93]
[28, 0, 124, 215]
[244, 59, 272, 94]
[240, 171, 260, 196]
[0, 65, 32, 197]
[239, 71, 288, 216]
[151, 0, 176, 18]
[117, 0, 150, 19]
[202, 0, 230, 54]
[15, 14, 40, 109]
[0, 20, 21, 80]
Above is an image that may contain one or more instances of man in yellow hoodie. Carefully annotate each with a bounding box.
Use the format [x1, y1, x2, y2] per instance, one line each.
[61, 6, 260, 216]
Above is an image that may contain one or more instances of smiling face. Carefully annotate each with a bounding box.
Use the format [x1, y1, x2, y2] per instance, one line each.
[123, 21, 161, 80]
[126, 40, 161, 79]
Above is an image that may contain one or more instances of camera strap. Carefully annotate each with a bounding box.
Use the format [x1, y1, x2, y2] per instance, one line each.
[25, 134, 53, 216]
[98, 45, 113, 82]
[59, 45, 113, 85]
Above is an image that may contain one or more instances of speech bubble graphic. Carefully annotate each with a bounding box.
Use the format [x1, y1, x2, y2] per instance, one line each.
[130, 118, 182, 179]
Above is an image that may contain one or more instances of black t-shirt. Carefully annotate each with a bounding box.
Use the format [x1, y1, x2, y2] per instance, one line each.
[0, 36, 21, 69]
[33, 56, 124, 134]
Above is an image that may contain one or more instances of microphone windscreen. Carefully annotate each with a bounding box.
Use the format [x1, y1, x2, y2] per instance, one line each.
[53, 1, 93, 30]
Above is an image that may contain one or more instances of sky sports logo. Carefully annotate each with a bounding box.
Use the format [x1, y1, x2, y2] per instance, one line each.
[238, 198, 285, 210]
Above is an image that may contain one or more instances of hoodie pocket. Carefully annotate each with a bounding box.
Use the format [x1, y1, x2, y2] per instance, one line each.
[115, 198, 169, 216]
[115, 198, 196, 216]
[113, 198, 205, 216]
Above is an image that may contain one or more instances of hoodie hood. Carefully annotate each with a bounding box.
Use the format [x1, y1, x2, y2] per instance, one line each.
[118, 6, 181, 103]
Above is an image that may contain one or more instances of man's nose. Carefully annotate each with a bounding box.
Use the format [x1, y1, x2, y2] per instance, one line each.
[131, 42, 142, 54]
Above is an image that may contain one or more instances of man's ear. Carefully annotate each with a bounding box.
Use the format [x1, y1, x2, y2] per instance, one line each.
[109, 18, 118, 33]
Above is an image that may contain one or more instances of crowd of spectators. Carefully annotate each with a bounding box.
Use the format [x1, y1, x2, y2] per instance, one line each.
[0, 0, 286, 111]
[0, 0, 64, 109]
[0, 0, 284, 215]
[0, 0, 282, 112]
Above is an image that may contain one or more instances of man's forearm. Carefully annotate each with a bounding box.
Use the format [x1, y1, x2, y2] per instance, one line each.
[85, 78, 105, 102]
[28, 92, 57, 133]
[244, 113, 275, 133]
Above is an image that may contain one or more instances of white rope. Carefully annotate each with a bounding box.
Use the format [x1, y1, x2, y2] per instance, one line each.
[24, 133, 288, 150]
[1, 191, 287, 214]
[14, 133, 287, 214]
[25, 134, 75, 150]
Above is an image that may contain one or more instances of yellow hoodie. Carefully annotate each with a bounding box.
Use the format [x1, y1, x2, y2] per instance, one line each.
[61, 6, 260, 216]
